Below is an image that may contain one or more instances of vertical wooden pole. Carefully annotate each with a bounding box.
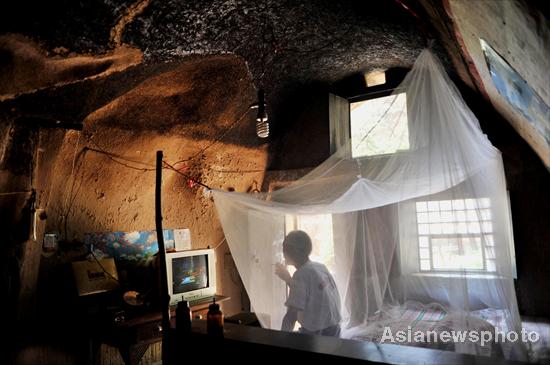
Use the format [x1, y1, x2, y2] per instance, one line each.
[155, 151, 171, 364]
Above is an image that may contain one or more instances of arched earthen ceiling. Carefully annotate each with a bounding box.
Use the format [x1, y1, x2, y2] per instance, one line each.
[0, 0, 547, 168]
[0, 1, 426, 130]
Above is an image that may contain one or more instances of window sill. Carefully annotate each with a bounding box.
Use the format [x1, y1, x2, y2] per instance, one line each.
[410, 272, 505, 279]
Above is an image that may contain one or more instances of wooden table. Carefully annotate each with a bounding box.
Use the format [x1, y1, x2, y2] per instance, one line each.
[92, 295, 229, 365]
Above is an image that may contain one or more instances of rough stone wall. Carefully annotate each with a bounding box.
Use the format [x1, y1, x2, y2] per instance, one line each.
[1, 1, 547, 363]
[1, 55, 266, 365]
[37, 55, 266, 318]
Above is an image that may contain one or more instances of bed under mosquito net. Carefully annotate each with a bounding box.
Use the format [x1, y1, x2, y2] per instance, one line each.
[212, 49, 527, 361]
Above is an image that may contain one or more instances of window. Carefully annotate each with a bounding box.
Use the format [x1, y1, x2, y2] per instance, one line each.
[285, 214, 335, 275]
[415, 198, 496, 272]
[350, 93, 409, 158]
[329, 68, 409, 157]
[284, 214, 336, 331]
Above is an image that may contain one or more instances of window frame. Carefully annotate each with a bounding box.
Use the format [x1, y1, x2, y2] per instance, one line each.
[329, 67, 410, 159]
[349, 89, 410, 160]
[418, 235, 493, 274]
[398, 194, 517, 278]
[414, 197, 496, 274]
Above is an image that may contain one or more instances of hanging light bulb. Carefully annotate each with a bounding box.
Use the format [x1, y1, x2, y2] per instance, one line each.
[256, 89, 269, 138]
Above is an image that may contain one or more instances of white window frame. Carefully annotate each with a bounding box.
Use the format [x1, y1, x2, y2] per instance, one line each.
[329, 88, 410, 160]
[414, 198, 496, 273]
[398, 193, 517, 278]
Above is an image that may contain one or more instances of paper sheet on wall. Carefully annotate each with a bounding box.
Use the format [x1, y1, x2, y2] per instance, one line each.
[174, 228, 192, 251]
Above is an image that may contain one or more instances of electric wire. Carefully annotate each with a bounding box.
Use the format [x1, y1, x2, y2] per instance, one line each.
[172, 106, 254, 167]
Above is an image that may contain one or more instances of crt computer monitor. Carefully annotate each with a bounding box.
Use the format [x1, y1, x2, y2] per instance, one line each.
[166, 248, 216, 306]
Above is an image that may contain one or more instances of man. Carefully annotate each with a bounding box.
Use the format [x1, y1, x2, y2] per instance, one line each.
[275, 230, 342, 337]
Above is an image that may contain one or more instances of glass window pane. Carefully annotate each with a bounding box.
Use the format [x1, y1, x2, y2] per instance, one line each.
[420, 259, 431, 271]
[440, 211, 453, 222]
[416, 201, 427, 212]
[440, 200, 452, 210]
[456, 222, 468, 234]
[466, 210, 479, 222]
[468, 222, 481, 234]
[465, 199, 477, 209]
[486, 259, 496, 272]
[441, 223, 455, 234]
[418, 224, 429, 235]
[452, 199, 465, 210]
[418, 236, 429, 247]
[414, 197, 495, 273]
[455, 210, 466, 222]
[428, 201, 439, 211]
[296, 214, 335, 273]
[417, 212, 429, 223]
[420, 248, 430, 259]
[432, 237, 483, 270]
[430, 223, 442, 234]
[428, 211, 441, 223]
[350, 93, 409, 157]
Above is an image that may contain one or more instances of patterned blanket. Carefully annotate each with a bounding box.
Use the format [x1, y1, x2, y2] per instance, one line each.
[349, 301, 496, 356]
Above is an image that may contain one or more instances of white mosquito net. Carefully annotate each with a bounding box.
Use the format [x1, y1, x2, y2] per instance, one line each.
[212, 49, 526, 360]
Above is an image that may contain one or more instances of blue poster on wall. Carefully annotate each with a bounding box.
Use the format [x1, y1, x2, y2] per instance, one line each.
[480, 38, 550, 146]
[84, 229, 175, 261]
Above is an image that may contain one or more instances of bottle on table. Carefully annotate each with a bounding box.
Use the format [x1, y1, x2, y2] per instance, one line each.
[207, 298, 224, 338]
[176, 299, 192, 335]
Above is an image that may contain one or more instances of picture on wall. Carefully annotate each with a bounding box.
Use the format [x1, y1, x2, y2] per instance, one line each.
[84, 229, 176, 261]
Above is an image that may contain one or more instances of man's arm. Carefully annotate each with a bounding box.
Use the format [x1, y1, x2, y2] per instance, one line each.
[281, 307, 298, 332]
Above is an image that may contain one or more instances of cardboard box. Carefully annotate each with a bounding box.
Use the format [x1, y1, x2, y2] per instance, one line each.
[72, 258, 119, 296]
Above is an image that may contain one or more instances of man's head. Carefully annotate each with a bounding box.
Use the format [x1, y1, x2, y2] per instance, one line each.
[283, 230, 312, 267]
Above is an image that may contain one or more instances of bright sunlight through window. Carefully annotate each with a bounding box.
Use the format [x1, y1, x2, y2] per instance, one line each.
[350, 93, 409, 158]
[285, 214, 335, 275]
[415, 198, 496, 272]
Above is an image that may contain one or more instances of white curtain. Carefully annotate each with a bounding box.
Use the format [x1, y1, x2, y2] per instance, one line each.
[212, 50, 526, 360]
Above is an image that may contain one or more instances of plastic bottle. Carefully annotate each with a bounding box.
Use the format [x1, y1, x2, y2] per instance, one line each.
[207, 298, 224, 337]
[176, 300, 192, 335]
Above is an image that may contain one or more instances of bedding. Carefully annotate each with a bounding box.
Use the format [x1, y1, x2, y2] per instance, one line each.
[471, 308, 531, 360]
[471, 307, 510, 332]
[348, 301, 498, 357]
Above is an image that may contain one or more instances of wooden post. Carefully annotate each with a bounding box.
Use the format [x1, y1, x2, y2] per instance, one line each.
[155, 151, 172, 364]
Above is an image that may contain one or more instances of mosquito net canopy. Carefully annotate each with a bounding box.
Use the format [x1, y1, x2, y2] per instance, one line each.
[212, 49, 526, 360]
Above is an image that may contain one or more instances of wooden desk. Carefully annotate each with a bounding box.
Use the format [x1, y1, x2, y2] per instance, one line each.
[187, 295, 230, 319]
[94, 295, 229, 365]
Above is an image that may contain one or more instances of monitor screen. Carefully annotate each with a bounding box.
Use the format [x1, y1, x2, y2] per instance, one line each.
[172, 254, 209, 295]
[166, 248, 216, 305]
